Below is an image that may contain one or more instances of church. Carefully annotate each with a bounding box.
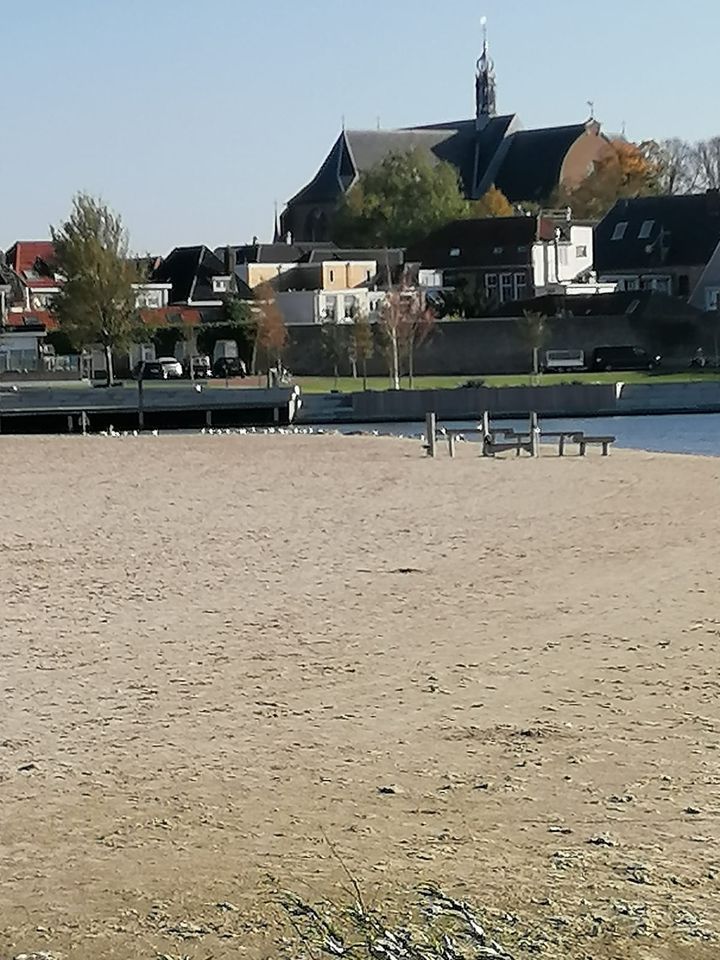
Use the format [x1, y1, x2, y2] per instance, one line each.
[281, 32, 614, 242]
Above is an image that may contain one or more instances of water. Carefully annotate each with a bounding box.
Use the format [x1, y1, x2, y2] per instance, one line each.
[326, 414, 720, 457]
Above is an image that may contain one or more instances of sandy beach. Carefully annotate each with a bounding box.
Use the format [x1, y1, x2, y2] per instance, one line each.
[1, 434, 719, 959]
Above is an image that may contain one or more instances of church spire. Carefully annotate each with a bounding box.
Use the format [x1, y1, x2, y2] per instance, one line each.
[475, 17, 497, 131]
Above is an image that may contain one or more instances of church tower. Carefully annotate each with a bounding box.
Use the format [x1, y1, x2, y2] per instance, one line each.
[475, 18, 497, 131]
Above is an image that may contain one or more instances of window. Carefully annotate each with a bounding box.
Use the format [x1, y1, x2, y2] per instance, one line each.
[344, 295, 358, 318]
[321, 296, 337, 321]
[517, 245, 529, 253]
[576, 245, 588, 258]
[485, 273, 498, 299]
[135, 289, 163, 309]
[638, 219, 655, 240]
[329, 269, 335, 283]
[366, 270, 372, 281]
[611, 222, 628, 241]
[678, 274, 690, 297]
[449, 248, 461, 257]
[493, 246, 504, 255]
[212, 276, 230, 294]
[513, 273, 527, 300]
[500, 273, 513, 302]
[706, 288, 720, 311]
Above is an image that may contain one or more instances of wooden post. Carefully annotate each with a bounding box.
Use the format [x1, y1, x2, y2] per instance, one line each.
[481, 411, 490, 436]
[559, 434, 566, 457]
[67, 414, 74, 433]
[81, 411, 88, 436]
[448, 433, 456, 458]
[137, 376, 145, 431]
[273, 405, 280, 424]
[530, 411, 540, 458]
[206, 409, 213, 428]
[425, 412, 437, 458]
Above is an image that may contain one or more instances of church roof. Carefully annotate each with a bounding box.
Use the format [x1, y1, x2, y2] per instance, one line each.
[494, 124, 588, 201]
[287, 116, 589, 211]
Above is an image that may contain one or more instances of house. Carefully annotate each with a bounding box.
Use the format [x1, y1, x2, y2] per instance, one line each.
[281, 30, 614, 241]
[595, 192, 720, 300]
[150, 245, 253, 307]
[690, 240, 720, 311]
[219, 242, 405, 325]
[4, 241, 61, 313]
[221, 241, 404, 290]
[406, 214, 609, 306]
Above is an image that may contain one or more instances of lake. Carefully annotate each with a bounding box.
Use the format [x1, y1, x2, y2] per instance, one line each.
[327, 413, 720, 457]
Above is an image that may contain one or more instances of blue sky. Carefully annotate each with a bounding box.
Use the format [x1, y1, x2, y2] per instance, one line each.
[1, 0, 716, 254]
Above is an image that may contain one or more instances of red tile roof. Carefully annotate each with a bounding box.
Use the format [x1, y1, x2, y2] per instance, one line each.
[5, 241, 58, 289]
[4, 309, 56, 329]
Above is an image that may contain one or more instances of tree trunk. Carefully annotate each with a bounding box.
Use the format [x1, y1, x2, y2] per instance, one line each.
[350, 357, 358, 379]
[362, 357, 368, 391]
[408, 338, 415, 390]
[390, 331, 400, 390]
[333, 363, 339, 390]
[250, 337, 258, 377]
[103, 343, 114, 387]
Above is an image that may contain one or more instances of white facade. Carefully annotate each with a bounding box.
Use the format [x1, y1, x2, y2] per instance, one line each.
[275, 288, 388, 325]
[134, 282, 172, 310]
[532, 224, 595, 293]
[690, 239, 720, 311]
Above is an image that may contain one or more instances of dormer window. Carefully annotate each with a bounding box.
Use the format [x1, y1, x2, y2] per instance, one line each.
[212, 276, 231, 294]
[611, 222, 628, 241]
[449, 248, 461, 257]
[638, 219, 655, 239]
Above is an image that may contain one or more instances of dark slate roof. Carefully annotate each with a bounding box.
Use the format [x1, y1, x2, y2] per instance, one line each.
[406, 216, 546, 269]
[287, 115, 594, 213]
[595, 193, 720, 272]
[222, 242, 338, 265]
[494, 124, 587, 202]
[152, 246, 252, 304]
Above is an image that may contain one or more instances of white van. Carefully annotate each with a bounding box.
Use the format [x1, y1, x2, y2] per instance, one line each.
[542, 349, 585, 373]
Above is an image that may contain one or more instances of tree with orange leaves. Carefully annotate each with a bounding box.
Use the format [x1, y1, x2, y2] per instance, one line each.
[556, 139, 661, 219]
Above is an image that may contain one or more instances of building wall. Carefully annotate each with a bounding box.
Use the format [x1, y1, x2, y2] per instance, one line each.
[321, 261, 376, 290]
[285, 312, 717, 376]
[559, 126, 615, 189]
[247, 264, 287, 288]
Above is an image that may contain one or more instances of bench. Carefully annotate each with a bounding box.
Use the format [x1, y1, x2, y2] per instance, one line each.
[578, 435, 615, 456]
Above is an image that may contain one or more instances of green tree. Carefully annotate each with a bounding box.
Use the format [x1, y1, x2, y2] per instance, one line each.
[332, 149, 468, 247]
[51, 193, 141, 385]
[223, 294, 257, 372]
[350, 310, 375, 390]
[469, 185, 514, 218]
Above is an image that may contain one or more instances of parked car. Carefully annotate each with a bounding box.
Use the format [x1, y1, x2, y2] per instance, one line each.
[213, 356, 247, 379]
[133, 360, 168, 380]
[184, 354, 212, 379]
[157, 357, 184, 378]
[590, 346, 661, 372]
[542, 349, 585, 373]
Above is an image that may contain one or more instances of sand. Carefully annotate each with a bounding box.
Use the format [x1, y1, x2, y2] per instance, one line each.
[1, 434, 719, 959]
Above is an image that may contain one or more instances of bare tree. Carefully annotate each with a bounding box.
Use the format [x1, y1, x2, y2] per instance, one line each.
[400, 290, 436, 389]
[653, 138, 702, 194]
[693, 137, 720, 190]
[350, 309, 374, 390]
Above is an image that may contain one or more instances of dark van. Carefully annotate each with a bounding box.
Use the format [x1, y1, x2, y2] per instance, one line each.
[590, 346, 661, 372]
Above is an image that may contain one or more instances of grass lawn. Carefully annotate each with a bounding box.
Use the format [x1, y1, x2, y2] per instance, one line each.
[294, 372, 720, 393]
